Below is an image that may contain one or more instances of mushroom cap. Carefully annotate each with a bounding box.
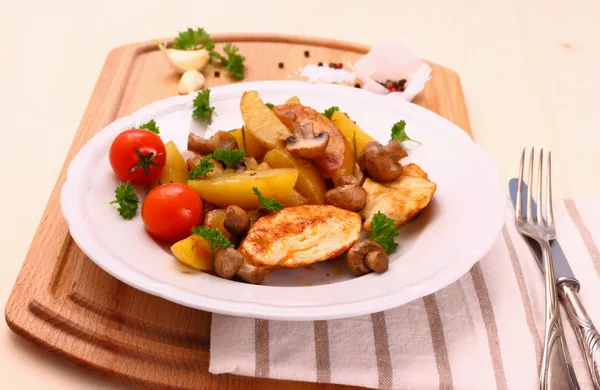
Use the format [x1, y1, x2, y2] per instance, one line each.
[285, 122, 330, 159]
[384, 140, 408, 161]
[333, 175, 360, 187]
[224, 205, 251, 236]
[325, 185, 367, 212]
[214, 248, 244, 279]
[363, 141, 403, 182]
[346, 239, 388, 276]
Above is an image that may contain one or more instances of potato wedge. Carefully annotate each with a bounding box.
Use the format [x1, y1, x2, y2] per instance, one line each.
[149, 141, 188, 190]
[263, 148, 326, 204]
[331, 111, 375, 156]
[239, 205, 361, 269]
[228, 127, 266, 159]
[204, 209, 234, 241]
[229, 128, 244, 150]
[272, 104, 354, 179]
[241, 91, 291, 149]
[171, 235, 212, 271]
[285, 96, 301, 104]
[187, 168, 299, 209]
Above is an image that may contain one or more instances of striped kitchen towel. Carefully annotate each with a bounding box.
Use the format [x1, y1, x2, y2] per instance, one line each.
[209, 197, 600, 389]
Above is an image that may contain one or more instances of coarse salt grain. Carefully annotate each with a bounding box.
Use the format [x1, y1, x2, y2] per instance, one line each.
[300, 65, 356, 84]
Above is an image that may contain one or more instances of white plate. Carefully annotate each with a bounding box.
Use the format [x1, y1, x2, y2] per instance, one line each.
[61, 81, 505, 321]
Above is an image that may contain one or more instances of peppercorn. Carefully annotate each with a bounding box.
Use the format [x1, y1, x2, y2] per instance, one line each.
[214, 71, 220, 78]
[304, 50, 310, 58]
[278, 62, 284, 69]
[337, 63, 343, 69]
[318, 62, 323, 67]
[329, 62, 336, 68]
[354, 83, 361, 88]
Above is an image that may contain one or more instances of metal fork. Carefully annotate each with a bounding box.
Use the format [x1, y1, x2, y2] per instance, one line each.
[516, 148, 579, 390]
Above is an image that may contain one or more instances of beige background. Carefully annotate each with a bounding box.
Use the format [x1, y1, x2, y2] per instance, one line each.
[1, 0, 599, 388]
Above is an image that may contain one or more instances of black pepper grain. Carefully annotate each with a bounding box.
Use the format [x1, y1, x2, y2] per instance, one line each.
[304, 50, 310, 58]
[278, 62, 284, 69]
[354, 83, 361, 88]
[214, 71, 220, 78]
[318, 62, 323, 66]
[328, 62, 336, 68]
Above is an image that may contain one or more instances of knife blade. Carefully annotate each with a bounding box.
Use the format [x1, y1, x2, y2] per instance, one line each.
[509, 178, 600, 389]
[508, 178, 579, 289]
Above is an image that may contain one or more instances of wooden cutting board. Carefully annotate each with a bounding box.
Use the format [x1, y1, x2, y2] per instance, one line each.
[5, 33, 471, 389]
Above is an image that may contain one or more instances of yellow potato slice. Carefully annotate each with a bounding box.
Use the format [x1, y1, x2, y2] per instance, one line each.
[241, 91, 291, 149]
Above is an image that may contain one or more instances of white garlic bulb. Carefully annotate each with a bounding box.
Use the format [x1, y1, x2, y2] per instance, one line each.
[178, 70, 205, 95]
[156, 40, 210, 74]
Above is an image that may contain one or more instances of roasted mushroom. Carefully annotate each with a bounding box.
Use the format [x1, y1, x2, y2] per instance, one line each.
[285, 122, 329, 159]
[188, 133, 213, 155]
[214, 247, 244, 279]
[208, 130, 238, 151]
[362, 141, 403, 182]
[224, 205, 250, 236]
[187, 131, 239, 155]
[384, 140, 408, 161]
[346, 239, 389, 276]
[236, 263, 271, 285]
[333, 175, 359, 187]
[325, 185, 367, 212]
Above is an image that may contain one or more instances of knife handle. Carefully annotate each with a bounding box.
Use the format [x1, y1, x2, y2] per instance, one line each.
[558, 281, 600, 389]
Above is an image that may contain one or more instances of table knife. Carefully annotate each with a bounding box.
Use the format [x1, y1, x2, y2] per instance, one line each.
[509, 178, 600, 389]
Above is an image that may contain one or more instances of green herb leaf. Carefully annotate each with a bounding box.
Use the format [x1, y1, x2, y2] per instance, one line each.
[139, 119, 159, 134]
[322, 106, 339, 119]
[322, 106, 351, 120]
[370, 212, 399, 253]
[211, 43, 246, 79]
[191, 226, 233, 253]
[109, 181, 139, 220]
[172, 27, 215, 51]
[188, 155, 215, 179]
[253, 187, 283, 213]
[212, 149, 245, 168]
[265, 102, 275, 110]
[390, 120, 421, 144]
[192, 88, 215, 122]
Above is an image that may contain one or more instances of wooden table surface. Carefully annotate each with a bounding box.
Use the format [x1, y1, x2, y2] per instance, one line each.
[1, 0, 599, 388]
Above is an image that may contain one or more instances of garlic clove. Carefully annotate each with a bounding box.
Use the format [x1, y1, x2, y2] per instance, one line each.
[155, 40, 210, 74]
[178, 70, 205, 95]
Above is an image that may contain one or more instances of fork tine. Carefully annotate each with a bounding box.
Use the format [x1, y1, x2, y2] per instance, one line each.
[546, 151, 554, 226]
[516, 149, 525, 221]
[537, 148, 544, 224]
[526, 147, 534, 222]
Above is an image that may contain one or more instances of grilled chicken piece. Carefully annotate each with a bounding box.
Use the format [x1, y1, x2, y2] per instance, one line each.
[239, 205, 361, 269]
[361, 163, 436, 231]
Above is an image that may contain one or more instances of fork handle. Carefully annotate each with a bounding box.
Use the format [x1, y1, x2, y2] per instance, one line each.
[559, 280, 600, 389]
[539, 240, 580, 390]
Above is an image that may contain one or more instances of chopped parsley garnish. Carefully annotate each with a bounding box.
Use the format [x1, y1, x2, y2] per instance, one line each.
[253, 187, 283, 212]
[265, 102, 275, 110]
[172, 27, 215, 51]
[370, 212, 399, 253]
[188, 155, 215, 179]
[192, 88, 215, 123]
[323, 106, 351, 120]
[191, 226, 233, 254]
[212, 149, 246, 168]
[391, 120, 421, 144]
[211, 43, 246, 79]
[139, 119, 159, 134]
[109, 182, 139, 220]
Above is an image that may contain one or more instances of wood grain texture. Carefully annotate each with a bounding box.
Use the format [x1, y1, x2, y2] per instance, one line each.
[5, 33, 471, 389]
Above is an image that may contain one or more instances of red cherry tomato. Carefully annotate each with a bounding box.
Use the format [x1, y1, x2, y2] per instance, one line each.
[109, 129, 166, 183]
[142, 183, 203, 242]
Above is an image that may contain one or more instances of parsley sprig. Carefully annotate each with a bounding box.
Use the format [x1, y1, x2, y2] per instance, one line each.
[140, 119, 159, 134]
[211, 43, 246, 80]
[370, 212, 399, 253]
[323, 106, 351, 120]
[192, 88, 215, 123]
[172, 27, 215, 51]
[253, 187, 283, 212]
[265, 102, 275, 110]
[192, 226, 233, 254]
[109, 182, 139, 220]
[189, 155, 215, 179]
[213, 149, 245, 168]
[391, 120, 421, 144]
